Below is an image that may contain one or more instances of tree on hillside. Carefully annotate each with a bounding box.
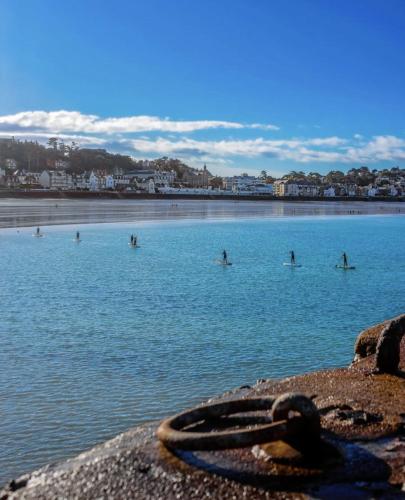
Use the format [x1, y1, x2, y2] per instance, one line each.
[66, 141, 79, 157]
[59, 140, 67, 156]
[325, 170, 345, 184]
[307, 172, 323, 185]
[346, 166, 375, 186]
[47, 137, 59, 151]
[282, 170, 307, 182]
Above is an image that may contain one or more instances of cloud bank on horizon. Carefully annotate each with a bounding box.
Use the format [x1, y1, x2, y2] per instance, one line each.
[0, 110, 279, 134]
[1, 110, 405, 176]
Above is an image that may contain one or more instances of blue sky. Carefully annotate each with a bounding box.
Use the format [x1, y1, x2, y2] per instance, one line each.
[1, 0, 405, 176]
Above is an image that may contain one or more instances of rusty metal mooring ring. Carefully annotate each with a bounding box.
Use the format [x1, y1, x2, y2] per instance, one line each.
[157, 393, 319, 451]
[272, 393, 320, 435]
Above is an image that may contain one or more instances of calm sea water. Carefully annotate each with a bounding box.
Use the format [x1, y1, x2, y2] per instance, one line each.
[1, 214, 405, 483]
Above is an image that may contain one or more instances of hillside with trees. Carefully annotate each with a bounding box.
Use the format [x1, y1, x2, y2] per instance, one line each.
[281, 166, 405, 185]
[0, 137, 205, 179]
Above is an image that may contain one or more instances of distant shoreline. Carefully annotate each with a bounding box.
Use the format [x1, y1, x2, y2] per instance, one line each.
[0, 189, 405, 203]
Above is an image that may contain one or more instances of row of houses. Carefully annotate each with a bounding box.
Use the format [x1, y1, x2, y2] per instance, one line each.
[0, 168, 179, 193]
[1, 163, 405, 197]
[272, 179, 403, 197]
[217, 175, 405, 197]
[0, 159, 212, 188]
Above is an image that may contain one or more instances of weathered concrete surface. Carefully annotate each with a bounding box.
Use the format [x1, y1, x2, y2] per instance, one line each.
[1, 321, 404, 499]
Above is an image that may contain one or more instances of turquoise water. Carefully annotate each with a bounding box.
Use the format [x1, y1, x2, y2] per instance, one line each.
[1, 215, 405, 483]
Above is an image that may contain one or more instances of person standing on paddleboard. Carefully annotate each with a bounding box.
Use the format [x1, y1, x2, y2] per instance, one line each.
[290, 250, 295, 265]
[343, 252, 348, 267]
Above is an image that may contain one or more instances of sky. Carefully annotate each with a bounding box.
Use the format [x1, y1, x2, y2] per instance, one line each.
[1, 0, 405, 177]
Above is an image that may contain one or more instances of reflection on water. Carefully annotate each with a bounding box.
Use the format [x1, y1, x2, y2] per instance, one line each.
[0, 198, 404, 228]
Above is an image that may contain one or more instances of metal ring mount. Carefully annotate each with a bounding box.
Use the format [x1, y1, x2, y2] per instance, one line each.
[271, 393, 320, 435]
[157, 393, 318, 451]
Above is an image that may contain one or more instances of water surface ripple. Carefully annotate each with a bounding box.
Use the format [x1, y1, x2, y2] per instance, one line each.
[1, 214, 404, 483]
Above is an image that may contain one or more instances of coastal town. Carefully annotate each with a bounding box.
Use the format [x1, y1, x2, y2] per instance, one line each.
[1, 138, 405, 198]
[2, 1, 405, 497]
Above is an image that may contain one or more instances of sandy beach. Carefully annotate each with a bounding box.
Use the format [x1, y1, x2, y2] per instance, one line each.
[0, 198, 404, 229]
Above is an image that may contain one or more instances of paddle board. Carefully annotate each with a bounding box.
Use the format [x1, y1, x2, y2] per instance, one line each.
[215, 259, 232, 266]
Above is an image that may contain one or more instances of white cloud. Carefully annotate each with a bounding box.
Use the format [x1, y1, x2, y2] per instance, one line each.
[128, 136, 350, 162]
[306, 137, 346, 147]
[345, 135, 405, 163]
[0, 110, 279, 134]
[1, 110, 404, 169]
[123, 134, 405, 164]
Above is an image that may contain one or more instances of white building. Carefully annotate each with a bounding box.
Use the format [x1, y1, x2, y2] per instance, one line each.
[323, 186, 336, 197]
[126, 169, 154, 181]
[39, 170, 73, 190]
[113, 175, 130, 188]
[147, 179, 155, 193]
[249, 183, 274, 195]
[273, 180, 319, 197]
[274, 180, 297, 196]
[127, 169, 176, 187]
[223, 174, 271, 193]
[158, 186, 223, 195]
[88, 172, 101, 191]
[233, 175, 256, 192]
[105, 175, 115, 189]
[39, 170, 52, 189]
[11, 169, 27, 184]
[19, 172, 41, 186]
[153, 170, 176, 187]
